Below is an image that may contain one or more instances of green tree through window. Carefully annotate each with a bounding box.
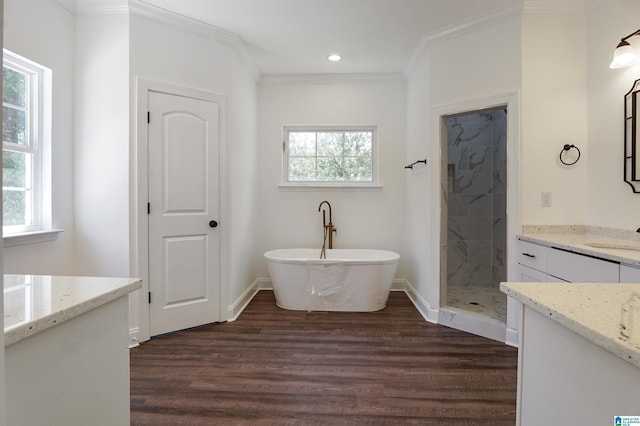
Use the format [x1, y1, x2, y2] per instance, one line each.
[2, 51, 45, 233]
[286, 127, 375, 184]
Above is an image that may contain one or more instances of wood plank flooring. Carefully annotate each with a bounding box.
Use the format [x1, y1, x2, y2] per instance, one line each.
[130, 291, 518, 425]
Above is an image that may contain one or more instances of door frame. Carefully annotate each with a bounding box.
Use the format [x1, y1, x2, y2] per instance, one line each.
[431, 92, 521, 343]
[130, 78, 228, 344]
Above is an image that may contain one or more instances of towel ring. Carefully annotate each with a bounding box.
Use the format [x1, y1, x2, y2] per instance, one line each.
[559, 144, 580, 166]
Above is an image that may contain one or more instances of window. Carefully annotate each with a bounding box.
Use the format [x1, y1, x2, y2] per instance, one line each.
[283, 125, 378, 186]
[2, 50, 52, 238]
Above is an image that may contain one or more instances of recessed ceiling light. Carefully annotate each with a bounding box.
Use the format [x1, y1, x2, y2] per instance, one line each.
[328, 54, 342, 62]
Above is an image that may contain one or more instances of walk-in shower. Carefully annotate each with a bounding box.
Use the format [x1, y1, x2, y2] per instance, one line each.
[442, 108, 507, 323]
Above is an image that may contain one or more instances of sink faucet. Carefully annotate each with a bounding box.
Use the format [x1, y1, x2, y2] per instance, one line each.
[318, 200, 337, 258]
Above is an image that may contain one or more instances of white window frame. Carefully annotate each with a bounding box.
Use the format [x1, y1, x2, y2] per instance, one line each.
[2, 49, 56, 244]
[282, 125, 380, 188]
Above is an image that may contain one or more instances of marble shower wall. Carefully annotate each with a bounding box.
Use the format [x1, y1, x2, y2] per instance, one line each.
[445, 109, 507, 288]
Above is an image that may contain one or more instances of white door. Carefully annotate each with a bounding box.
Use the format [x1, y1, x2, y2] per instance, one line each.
[148, 91, 220, 336]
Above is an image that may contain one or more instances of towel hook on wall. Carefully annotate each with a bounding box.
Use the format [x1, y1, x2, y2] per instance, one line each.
[559, 144, 580, 166]
[405, 159, 427, 170]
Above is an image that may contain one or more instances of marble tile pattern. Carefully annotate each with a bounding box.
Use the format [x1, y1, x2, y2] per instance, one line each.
[500, 281, 640, 369]
[445, 109, 507, 289]
[446, 285, 507, 322]
[4, 274, 142, 346]
[519, 226, 640, 267]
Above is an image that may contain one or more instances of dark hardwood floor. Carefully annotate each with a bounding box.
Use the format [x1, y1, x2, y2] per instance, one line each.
[130, 291, 518, 425]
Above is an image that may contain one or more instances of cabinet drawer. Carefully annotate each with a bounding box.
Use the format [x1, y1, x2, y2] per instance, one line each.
[518, 264, 567, 282]
[516, 240, 548, 272]
[547, 248, 619, 283]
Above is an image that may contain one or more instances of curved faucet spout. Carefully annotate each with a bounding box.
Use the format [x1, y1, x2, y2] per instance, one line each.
[317, 201, 336, 255]
[318, 200, 332, 227]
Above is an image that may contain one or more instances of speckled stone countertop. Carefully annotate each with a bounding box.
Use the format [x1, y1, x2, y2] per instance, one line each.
[501, 282, 640, 369]
[4, 274, 142, 346]
[519, 225, 640, 266]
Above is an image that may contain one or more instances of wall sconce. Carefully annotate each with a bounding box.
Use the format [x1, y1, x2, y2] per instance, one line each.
[610, 29, 640, 69]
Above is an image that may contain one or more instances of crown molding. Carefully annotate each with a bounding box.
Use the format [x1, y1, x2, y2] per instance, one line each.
[53, 0, 261, 81]
[54, 0, 130, 15]
[258, 72, 406, 86]
[129, 0, 238, 44]
[404, 5, 523, 77]
[129, 0, 260, 81]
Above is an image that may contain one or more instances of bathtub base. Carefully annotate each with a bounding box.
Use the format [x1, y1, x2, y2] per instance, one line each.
[274, 295, 389, 312]
[265, 249, 399, 312]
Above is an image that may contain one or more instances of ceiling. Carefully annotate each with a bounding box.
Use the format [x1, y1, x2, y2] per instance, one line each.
[62, 0, 525, 75]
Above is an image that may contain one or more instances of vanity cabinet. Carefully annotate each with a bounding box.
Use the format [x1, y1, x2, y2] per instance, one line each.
[515, 299, 640, 425]
[516, 239, 619, 283]
[3, 275, 141, 426]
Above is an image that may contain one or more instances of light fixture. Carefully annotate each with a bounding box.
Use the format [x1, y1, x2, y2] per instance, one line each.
[610, 29, 640, 69]
[328, 54, 342, 62]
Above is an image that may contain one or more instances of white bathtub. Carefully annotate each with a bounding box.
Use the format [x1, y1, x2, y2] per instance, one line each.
[264, 248, 400, 312]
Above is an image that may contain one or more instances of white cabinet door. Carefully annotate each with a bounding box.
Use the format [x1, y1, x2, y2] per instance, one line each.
[518, 306, 640, 425]
[506, 265, 566, 347]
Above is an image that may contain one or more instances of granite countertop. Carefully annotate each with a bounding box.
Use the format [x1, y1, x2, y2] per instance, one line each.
[501, 281, 640, 369]
[4, 274, 142, 346]
[518, 225, 640, 267]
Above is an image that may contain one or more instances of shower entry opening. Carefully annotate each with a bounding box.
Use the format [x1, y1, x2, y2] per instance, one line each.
[440, 106, 508, 337]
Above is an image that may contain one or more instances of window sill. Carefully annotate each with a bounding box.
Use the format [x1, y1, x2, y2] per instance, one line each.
[278, 184, 383, 191]
[3, 229, 64, 247]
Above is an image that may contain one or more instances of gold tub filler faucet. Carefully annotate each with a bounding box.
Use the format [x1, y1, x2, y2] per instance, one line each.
[318, 200, 337, 259]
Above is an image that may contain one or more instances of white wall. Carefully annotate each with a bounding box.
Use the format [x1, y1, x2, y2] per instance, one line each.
[405, 53, 434, 315]
[256, 77, 408, 277]
[520, 10, 588, 225]
[229, 52, 259, 303]
[3, 0, 75, 275]
[405, 15, 521, 316]
[74, 12, 130, 277]
[586, 0, 640, 230]
[130, 15, 232, 97]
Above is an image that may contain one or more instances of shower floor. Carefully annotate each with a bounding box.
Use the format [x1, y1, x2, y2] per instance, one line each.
[446, 286, 507, 323]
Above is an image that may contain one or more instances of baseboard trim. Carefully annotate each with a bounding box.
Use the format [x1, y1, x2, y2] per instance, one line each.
[128, 327, 141, 348]
[226, 278, 266, 321]
[402, 279, 439, 323]
[438, 306, 507, 343]
[505, 327, 519, 347]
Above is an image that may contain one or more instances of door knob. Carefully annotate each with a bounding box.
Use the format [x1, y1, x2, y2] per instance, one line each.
[209, 220, 218, 228]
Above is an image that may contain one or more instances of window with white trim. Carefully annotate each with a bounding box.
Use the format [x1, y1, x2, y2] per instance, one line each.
[283, 125, 377, 186]
[2, 50, 51, 236]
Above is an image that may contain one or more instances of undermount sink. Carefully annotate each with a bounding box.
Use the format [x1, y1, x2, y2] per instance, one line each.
[583, 242, 640, 251]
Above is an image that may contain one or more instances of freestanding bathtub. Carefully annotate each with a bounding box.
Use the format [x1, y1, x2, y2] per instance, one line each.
[264, 248, 400, 312]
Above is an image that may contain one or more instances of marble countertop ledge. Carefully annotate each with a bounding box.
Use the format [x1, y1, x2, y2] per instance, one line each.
[501, 281, 640, 369]
[519, 225, 640, 267]
[4, 274, 142, 346]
